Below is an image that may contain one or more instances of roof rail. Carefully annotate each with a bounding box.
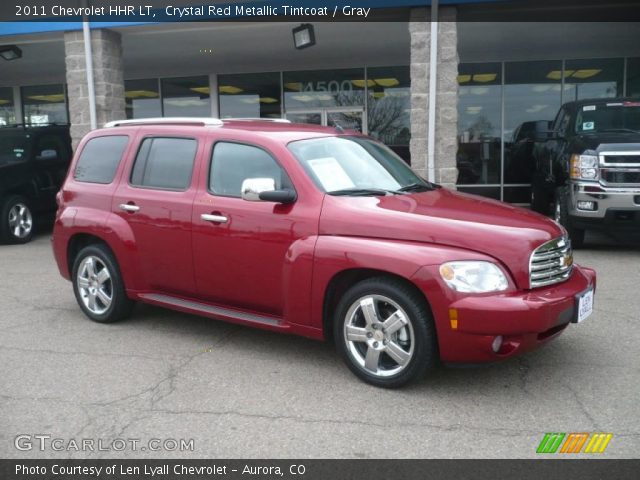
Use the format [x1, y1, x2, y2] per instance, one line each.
[224, 117, 291, 123]
[104, 117, 224, 128]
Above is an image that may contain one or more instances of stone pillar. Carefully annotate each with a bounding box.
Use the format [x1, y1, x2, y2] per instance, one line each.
[409, 7, 459, 188]
[64, 29, 125, 149]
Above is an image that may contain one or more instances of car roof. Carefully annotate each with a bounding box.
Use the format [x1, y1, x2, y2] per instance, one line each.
[563, 97, 639, 109]
[99, 118, 362, 143]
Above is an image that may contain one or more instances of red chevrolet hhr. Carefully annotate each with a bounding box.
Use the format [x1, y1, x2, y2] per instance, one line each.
[52, 118, 596, 387]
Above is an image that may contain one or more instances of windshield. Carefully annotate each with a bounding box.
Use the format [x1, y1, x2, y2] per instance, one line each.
[288, 136, 433, 195]
[0, 131, 30, 166]
[574, 101, 640, 134]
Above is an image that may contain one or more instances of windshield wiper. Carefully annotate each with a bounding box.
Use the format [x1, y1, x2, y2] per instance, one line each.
[598, 128, 640, 134]
[328, 188, 394, 197]
[396, 182, 437, 193]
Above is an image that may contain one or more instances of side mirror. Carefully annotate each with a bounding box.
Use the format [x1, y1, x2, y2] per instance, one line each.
[241, 178, 276, 201]
[240, 178, 296, 204]
[36, 149, 58, 161]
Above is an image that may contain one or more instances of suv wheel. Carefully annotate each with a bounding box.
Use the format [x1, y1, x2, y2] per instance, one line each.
[1, 195, 34, 244]
[72, 244, 133, 323]
[553, 186, 585, 248]
[334, 277, 437, 388]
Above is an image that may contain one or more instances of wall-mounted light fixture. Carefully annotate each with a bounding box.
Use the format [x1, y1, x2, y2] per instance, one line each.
[292, 24, 315, 50]
[0, 45, 22, 61]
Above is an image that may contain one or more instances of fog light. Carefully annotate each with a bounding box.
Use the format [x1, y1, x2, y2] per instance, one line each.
[491, 335, 503, 353]
[577, 201, 597, 211]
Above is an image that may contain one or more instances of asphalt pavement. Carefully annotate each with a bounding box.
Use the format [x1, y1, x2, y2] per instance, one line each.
[1, 230, 638, 458]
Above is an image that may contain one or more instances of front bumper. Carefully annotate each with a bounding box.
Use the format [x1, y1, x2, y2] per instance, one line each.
[411, 265, 596, 363]
[569, 182, 640, 231]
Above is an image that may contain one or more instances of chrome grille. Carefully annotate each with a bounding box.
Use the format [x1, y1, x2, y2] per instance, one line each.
[529, 236, 573, 288]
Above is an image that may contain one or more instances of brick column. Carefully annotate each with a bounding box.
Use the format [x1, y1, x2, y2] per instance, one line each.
[409, 7, 459, 188]
[64, 29, 125, 149]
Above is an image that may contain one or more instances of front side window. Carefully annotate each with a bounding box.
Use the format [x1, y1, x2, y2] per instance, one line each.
[210, 142, 292, 197]
[74, 136, 128, 184]
[130, 137, 197, 190]
[288, 136, 429, 194]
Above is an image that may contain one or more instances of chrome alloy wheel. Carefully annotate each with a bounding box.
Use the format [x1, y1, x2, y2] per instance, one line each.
[343, 295, 415, 377]
[77, 256, 113, 315]
[8, 203, 32, 239]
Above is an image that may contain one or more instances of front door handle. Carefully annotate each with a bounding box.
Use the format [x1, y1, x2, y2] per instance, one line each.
[119, 203, 140, 212]
[201, 213, 229, 224]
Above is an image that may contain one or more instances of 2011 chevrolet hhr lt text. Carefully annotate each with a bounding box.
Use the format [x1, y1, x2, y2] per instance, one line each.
[51, 118, 597, 387]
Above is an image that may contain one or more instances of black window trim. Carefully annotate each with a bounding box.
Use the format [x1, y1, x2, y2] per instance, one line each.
[207, 139, 297, 199]
[73, 133, 130, 185]
[128, 135, 199, 192]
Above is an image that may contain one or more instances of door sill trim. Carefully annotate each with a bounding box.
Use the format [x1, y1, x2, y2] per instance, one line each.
[139, 293, 282, 327]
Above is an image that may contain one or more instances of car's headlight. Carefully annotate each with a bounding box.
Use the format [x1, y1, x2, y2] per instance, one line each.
[570, 153, 599, 180]
[439, 261, 509, 293]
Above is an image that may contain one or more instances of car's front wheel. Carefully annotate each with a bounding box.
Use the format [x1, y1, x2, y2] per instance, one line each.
[0, 195, 34, 244]
[553, 186, 585, 248]
[72, 244, 133, 323]
[334, 277, 437, 388]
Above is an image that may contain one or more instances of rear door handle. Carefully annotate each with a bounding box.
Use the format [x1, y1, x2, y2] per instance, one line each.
[201, 213, 229, 224]
[119, 203, 140, 212]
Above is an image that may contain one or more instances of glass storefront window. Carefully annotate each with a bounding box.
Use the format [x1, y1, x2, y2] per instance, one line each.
[563, 58, 624, 101]
[627, 58, 640, 98]
[367, 66, 411, 160]
[504, 61, 562, 188]
[125, 79, 161, 119]
[218, 72, 281, 119]
[161, 76, 210, 117]
[283, 68, 365, 110]
[0, 87, 16, 126]
[21, 84, 68, 125]
[457, 63, 502, 188]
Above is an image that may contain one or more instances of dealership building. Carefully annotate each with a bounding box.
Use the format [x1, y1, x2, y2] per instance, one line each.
[1, 0, 639, 204]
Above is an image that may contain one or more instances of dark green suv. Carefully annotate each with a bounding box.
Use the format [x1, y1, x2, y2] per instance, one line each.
[0, 124, 72, 244]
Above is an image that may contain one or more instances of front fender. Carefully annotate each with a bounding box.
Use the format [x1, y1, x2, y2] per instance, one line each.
[308, 235, 492, 333]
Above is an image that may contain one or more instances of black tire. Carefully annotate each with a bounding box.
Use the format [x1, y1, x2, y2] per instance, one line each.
[0, 195, 34, 244]
[553, 186, 585, 249]
[333, 277, 437, 388]
[72, 244, 133, 323]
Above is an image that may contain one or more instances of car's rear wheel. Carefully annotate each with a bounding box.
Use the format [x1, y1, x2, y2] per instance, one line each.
[72, 244, 133, 323]
[334, 277, 437, 388]
[0, 195, 34, 244]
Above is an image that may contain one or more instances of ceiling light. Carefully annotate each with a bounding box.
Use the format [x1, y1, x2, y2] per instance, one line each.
[218, 86, 243, 94]
[572, 69, 602, 79]
[125, 90, 159, 99]
[351, 80, 375, 88]
[292, 24, 316, 50]
[26, 94, 65, 102]
[374, 78, 400, 87]
[457, 74, 471, 84]
[0, 99, 10, 105]
[284, 82, 302, 91]
[0, 45, 22, 61]
[190, 86, 210, 95]
[472, 74, 497, 83]
[259, 97, 279, 104]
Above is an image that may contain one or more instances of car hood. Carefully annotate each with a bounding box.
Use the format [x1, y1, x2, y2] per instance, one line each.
[572, 132, 640, 153]
[319, 187, 565, 289]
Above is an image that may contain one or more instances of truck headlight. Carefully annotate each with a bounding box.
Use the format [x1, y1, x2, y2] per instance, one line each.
[570, 154, 599, 180]
[439, 261, 509, 293]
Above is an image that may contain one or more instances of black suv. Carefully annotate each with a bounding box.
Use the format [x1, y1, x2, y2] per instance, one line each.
[532, 99, 640, 247]
[0, 124, 72, 243]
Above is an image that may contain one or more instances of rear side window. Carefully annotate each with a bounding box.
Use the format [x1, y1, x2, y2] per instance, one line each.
[210, 142, 292, 197]
[74, 136, 128, 184]
[130, 137, 197, 191]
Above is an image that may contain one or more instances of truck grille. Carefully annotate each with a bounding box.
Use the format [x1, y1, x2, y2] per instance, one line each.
[529, 236, 573, 288]
[600, 152, 640, 186]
